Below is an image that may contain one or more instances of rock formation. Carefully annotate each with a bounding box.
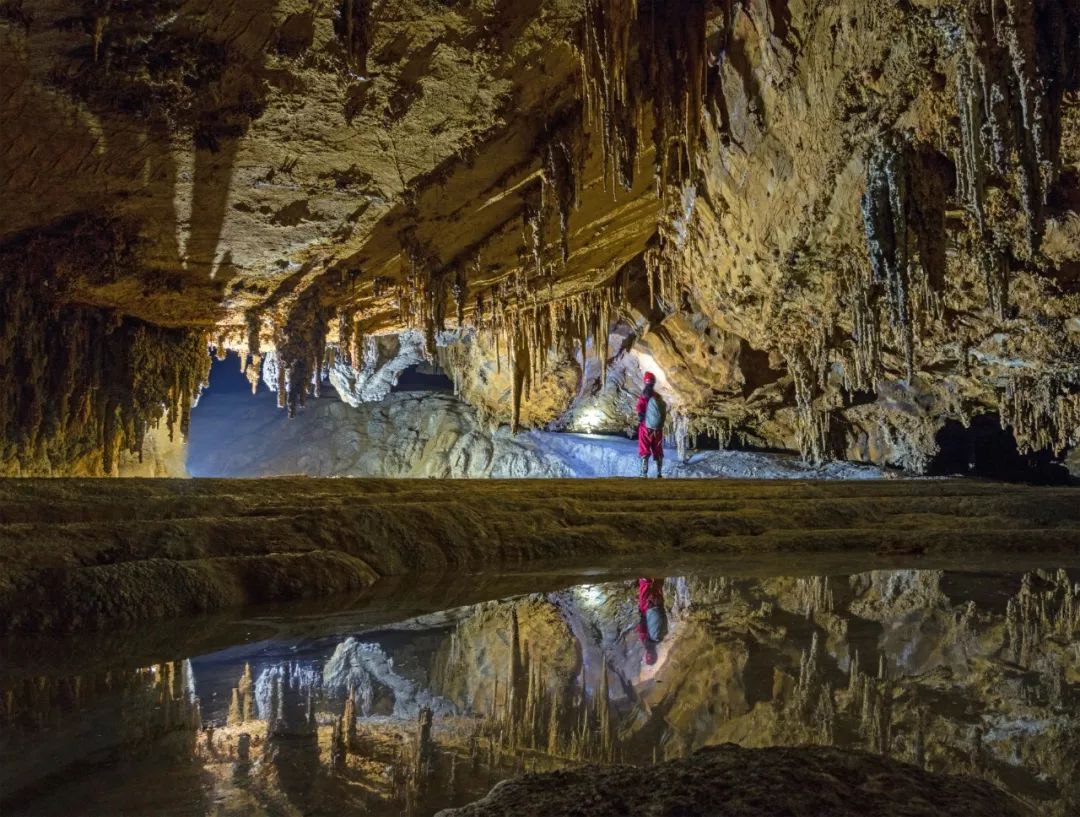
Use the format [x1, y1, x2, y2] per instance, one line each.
[5, 567, 1075, 816]
[2, 1, 1079, 474]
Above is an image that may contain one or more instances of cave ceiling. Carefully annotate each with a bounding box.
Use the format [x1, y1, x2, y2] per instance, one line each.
[2, 0, 1080, 474]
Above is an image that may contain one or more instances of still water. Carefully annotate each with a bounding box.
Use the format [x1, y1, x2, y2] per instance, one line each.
[2, 563, 1078, 816]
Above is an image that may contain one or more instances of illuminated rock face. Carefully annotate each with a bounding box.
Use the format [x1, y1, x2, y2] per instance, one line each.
[186, 387, 883, 479]
[2, 1, 1079, 473]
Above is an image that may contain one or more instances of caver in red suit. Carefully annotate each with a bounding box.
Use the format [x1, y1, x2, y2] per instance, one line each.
[635, 372, 667, 478]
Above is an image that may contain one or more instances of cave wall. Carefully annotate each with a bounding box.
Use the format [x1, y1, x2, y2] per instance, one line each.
[2, 0, 1079, 473]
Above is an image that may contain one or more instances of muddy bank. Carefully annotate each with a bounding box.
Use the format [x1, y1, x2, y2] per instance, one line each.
[436, 745, 1028, 817]
[2, 478, 1080, 633]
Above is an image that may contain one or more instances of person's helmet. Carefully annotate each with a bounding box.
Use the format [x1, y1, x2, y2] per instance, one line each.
[643, 372, 657, 385]
[644, 644, 658, 665]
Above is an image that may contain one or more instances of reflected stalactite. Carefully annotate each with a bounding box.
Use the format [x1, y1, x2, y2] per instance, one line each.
[6, 569, 1080, 816]
[795, 576, 834, 618]
[1005, 569, 1080, 667]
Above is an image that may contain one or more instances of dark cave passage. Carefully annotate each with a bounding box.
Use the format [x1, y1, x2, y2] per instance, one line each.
[929, 414, 1073, 485]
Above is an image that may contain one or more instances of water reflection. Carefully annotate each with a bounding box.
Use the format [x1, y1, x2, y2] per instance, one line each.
[2, 568, 1078, 816]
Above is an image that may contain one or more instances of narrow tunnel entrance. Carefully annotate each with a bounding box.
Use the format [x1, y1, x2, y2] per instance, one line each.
[928, 414, 1071, 484]
[391, 362, 454, 393]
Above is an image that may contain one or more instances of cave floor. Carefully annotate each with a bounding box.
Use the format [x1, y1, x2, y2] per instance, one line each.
[2, 477, 1080, 634]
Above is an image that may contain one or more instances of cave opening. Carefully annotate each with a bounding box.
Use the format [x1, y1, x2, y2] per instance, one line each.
[928, 414, 1072, 485]
[202, 351, 266, 398]
[390, 363, 454, 393]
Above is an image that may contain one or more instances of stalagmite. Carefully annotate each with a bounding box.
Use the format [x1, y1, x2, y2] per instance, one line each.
[239, 663, 254, 722]
[228, 688, 241, 726]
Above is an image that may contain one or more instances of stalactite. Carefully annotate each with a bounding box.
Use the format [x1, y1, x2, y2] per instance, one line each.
[862, 135, 945, 377]
[242, 313, 264, 395]
[783, 336, 830, 464]
[541, 113, 586, 264]
[397, 228, 449, 359]
[997, 374, 1080, 456]
[580, 0, 640, 191]
[672, 412, 735, 461]
[639, 0, 708, 197]
[841, 262, 883, 394]
[954, 1, 1079, 320]
[442, 279, 621, 431]
[452, 260, 471, 329]
[642, 192, 694, 315]
[522, 186, 550, 286]
[579, 0, 709, 196]
[337, 309, 354, 366]
[955, 0, 1065, 257]
[275, 289, 329, 417]
[0, 216, 210, 475]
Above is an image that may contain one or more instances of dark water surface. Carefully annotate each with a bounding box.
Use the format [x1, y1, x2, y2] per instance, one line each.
[3, 556, 1078, 816]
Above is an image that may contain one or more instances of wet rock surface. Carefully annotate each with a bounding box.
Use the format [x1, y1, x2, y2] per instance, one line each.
[5, 565, 1075, 816]
[436, 745, 1028, 817]
[3, 478, 1080, 633]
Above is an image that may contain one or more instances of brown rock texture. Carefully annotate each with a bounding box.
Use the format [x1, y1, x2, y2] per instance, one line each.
[1, 0, 1079, 472]
[3, 477, 1080, 633]
[435, 744, 1030, 817]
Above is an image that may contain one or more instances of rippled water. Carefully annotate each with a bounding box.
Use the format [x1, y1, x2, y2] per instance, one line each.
[3, 562, 1078, 816]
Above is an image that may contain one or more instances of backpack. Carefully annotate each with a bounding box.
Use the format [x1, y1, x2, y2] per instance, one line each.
[645, 394, 666, 430]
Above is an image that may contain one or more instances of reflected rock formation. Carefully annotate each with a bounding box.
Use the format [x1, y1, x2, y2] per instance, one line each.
[2, 568, 1078, 816]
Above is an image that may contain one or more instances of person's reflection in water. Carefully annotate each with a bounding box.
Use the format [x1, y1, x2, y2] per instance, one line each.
[636, 578, 668, 665]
